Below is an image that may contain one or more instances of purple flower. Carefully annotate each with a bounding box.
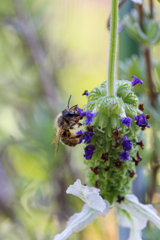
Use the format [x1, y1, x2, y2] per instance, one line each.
[84, 131, 94, 144]
[134, 113, 149, 128]
[119, 150, 130, 161]
[84, 145, 96, 160]
[122, 135, 132, 151]
[77, 108, 86, 116]
[85, 110, 97, 125]
[82, 90, 89, 96]
[131, 76, 143, 86]
[121, 117, 132, 127]
[76, 130, 85, 144]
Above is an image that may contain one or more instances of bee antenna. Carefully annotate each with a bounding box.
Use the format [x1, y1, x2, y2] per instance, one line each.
[68, 95, 72, 108]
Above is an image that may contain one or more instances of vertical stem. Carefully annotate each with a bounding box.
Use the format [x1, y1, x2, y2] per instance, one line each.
[107, 0, 126, 30]
[136, 4, 143, 30]
[136, 3, 156, 107]
[143, 48, 155, 106]
[149, 0, 153, 19]
[107, 0, 119, 97]
[137, 0, 158, 203]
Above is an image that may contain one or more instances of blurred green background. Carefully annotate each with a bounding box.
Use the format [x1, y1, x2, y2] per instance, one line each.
[0, 0, 160, 239]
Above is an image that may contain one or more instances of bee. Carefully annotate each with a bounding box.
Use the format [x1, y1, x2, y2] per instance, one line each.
[51, 96, 83, 156]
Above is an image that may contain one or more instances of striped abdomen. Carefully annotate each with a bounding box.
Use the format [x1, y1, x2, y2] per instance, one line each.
[61, 130, 79, 147]
[61, 138, 78, 146]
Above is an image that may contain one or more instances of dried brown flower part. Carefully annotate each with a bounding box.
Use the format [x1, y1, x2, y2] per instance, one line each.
[90, 166, 100, 175]
[132, 157, 140, 166]
[137, 151, 143, 161]
[101, 152, 108, 163]
[112, 127, 120, 137]
[114, 136, 121, 148]
[138, 104, 145, 111]
[105, 166, 110, 171]
[95, 180, 99, 188]
[146, 114, 150, 119]
[136, 140, 144, 149]
[114, 159, 122, 169]
[128, 170, 135, 178]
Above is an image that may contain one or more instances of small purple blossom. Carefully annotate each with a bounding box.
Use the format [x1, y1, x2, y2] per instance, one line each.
[85, 110, 97, 125]
[131, 76, 143, 86]
[134, 113, 149, 128]
[84, 131, 94, 144]
[121, 117, 132, 127]
[76, 130, 85, 144]
[77, 108, 86, 116]
[84, 145, 96, 160]
[122, 135, 132, 151]
[76, 130, 94, 144]
[82, 90, 89, 96]
[119, 150, 130, 161]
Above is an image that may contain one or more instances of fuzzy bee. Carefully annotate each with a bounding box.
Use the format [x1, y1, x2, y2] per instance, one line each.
[52, 96, 83, 156]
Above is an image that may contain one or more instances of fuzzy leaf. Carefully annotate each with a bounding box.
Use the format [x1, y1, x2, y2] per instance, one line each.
[116, 80, 132, 98]
[123, 92, 139, 108]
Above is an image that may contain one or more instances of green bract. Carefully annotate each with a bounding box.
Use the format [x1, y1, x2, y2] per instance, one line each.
[123, 8, 160, 47]
[82, 80, 142, 204]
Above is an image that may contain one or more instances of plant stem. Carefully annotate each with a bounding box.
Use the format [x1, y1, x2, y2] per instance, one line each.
[143, 47, 155, 106]
[149, 0, 153, 19]
[107, 0, 126, 30]
[137, 1, 158, 203]
[107, 0, 119, 97]
[136, 3, 156, 107]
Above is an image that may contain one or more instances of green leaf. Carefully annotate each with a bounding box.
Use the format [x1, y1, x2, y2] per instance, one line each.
[123, 8, 160, 46]
[125, 104, 137, 117]
[116, 80, 131, 98]
[97, 97, 125, 116]
[123, 92, 139, 108]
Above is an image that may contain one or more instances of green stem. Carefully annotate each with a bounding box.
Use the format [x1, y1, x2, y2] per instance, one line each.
[107, 0, 119, 96]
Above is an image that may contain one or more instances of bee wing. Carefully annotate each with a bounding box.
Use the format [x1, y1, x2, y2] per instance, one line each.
[55, 126, 63, 156]
[51, 128, 57, 145]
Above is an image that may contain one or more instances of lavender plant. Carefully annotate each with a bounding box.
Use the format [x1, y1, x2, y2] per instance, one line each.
[54, 0, 160, 239]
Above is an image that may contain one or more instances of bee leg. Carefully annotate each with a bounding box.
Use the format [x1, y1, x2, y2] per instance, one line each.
[70, 122, 77, 128]
[69, 134, 83, 140]
[70, 116, 83, 128]
[70, 120, 80, 128]
[78, 123, 83, 127]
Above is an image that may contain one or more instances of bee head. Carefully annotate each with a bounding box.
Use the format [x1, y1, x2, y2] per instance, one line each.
[63, 109, 74, 117]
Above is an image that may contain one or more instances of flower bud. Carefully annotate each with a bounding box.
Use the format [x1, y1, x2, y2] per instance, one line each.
[79, 78, 149, 204]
